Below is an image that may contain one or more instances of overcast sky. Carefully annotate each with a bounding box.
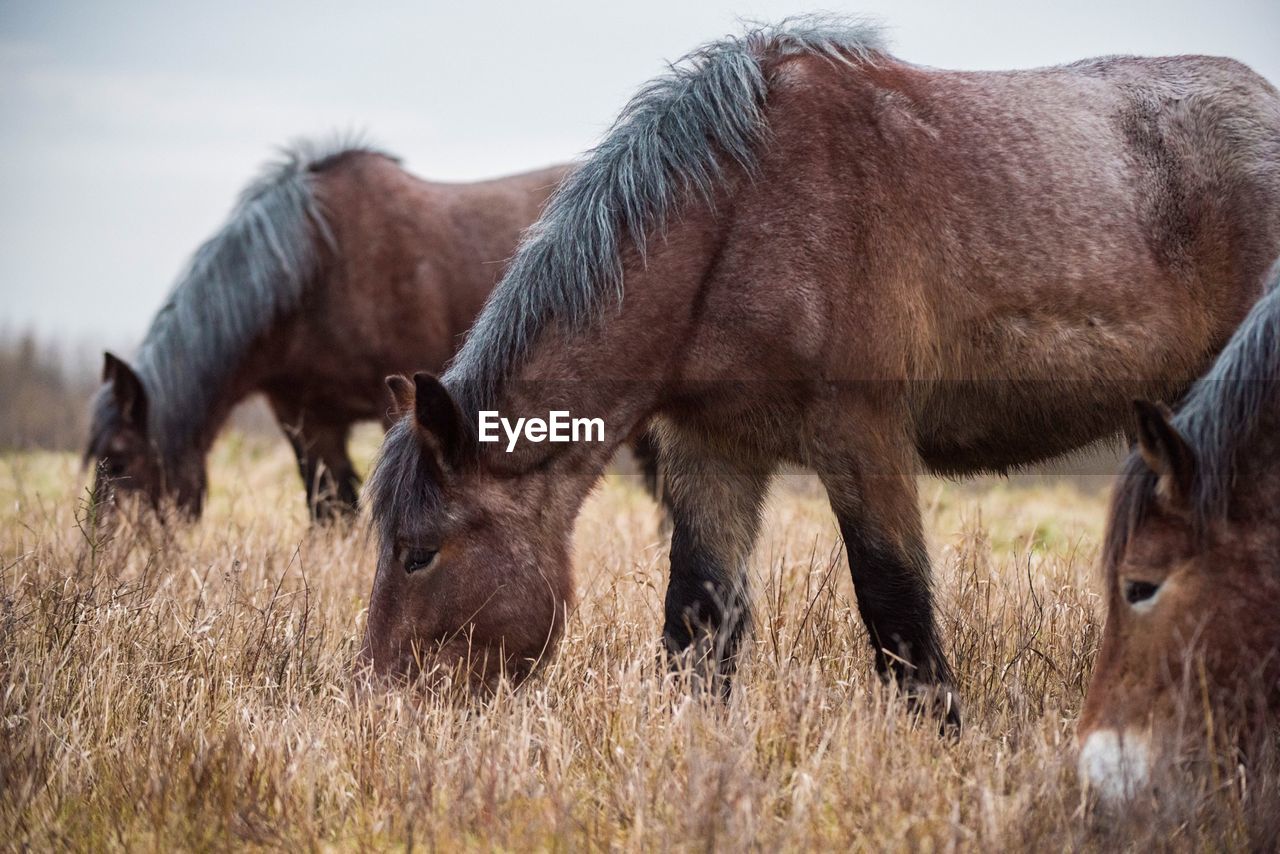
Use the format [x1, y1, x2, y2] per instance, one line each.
[1, 0, 1277, 345]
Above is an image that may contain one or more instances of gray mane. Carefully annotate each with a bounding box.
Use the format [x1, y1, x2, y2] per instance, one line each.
[364, 416, 442, 544]
[443, 15, 886, 414]
[88, 135, 394, 464]
[1106, 259, 1280, 566]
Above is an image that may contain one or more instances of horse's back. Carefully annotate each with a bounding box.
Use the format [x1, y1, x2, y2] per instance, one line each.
[692, 50, 1280, 472]
[311, 156, 568, 325]
[256, 155, 567, 423]
[748, 51, 1279, 355]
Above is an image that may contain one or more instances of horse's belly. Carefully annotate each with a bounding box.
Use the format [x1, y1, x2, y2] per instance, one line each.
[912, 378, 1141, 475]
[911, 321, 1201, 475]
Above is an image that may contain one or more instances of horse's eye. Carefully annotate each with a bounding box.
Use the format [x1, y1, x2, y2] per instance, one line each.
[402, 548, 439, 575]
[1123, 579, 1161, 606]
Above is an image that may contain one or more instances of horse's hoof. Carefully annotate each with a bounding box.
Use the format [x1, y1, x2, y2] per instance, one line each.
[905, 682, 963, 737]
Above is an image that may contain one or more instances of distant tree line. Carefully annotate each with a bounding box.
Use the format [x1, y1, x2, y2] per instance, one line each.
[0, 333, 95, 452]
[0, 332, 279, 453]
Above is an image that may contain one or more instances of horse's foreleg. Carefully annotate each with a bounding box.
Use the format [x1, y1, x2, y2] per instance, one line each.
[628, 426, 675, 531]
[658, 425, 772, 691]
[816, 433, 961, 731]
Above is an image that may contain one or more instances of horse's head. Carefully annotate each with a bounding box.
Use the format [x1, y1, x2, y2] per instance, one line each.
[361, 373, 573, 690]
[85, 352, 205, 525]
[1078, 401, 1280, 802]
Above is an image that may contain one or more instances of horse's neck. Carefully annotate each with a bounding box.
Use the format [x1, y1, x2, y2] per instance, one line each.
[142, 343, 264, 463]
[472, 204, 722, 500]
[475, 353, 657, 509]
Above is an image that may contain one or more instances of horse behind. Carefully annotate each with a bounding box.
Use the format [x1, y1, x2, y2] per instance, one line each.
[86, 139, 567, 520]
[86, 140, 660, 522]
[1079, 262, 1280, 804]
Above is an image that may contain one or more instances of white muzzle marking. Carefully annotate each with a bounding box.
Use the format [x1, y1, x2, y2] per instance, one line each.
[1078, 729, 1151, 802]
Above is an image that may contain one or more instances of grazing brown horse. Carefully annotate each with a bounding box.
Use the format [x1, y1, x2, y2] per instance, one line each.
[85, 139, 586, 521]
[1079, 262, 1280, 802]
[363, 17, 1280, 726]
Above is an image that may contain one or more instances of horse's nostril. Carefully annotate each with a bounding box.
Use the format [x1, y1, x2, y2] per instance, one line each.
[1123, 579, 1160, 606]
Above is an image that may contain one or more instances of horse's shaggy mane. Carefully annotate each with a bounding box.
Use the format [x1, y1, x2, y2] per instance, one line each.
[363, 415, 447, 544]
[87, 134, 395, 464]
[1105, 259, 1280, 570]
[443, 15, 887, 414]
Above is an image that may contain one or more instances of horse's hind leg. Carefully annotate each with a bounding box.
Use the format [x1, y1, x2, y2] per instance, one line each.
[270, 399, 360, 522]
[814, 429, 961, 731]
[658, 423, 772, 691]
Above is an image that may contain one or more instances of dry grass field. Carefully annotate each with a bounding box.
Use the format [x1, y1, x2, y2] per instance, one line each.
[0, 428, 1271, 850]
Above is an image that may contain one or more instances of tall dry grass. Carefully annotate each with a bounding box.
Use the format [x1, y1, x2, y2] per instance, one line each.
[0, 431, 1272, 850]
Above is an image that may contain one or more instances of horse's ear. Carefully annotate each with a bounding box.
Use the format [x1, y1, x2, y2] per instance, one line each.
[1134, 399, 1195, 510]
[410, 372, 468, 470]
[103, 351, 147, 430]
[385, 375, 414, 416]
